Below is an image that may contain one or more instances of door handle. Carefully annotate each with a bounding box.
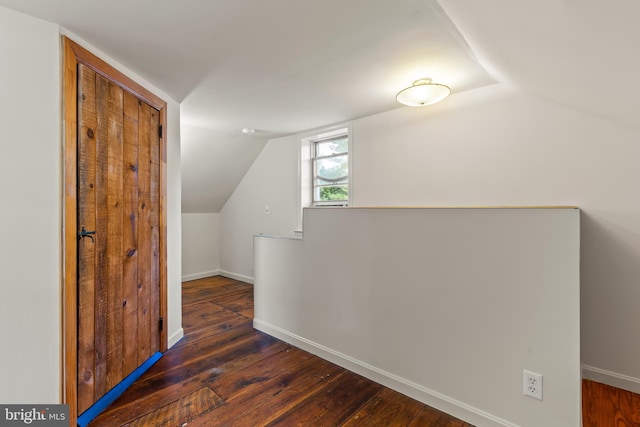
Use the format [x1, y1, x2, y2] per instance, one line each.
[78, 226, 96, 243]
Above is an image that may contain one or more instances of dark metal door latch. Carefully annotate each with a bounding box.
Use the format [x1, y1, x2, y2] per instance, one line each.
[78, 226, 96, 243]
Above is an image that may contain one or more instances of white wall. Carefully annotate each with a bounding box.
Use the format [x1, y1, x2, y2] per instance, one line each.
[219, 134, 300, 282]
[254, 207, 581, 427]
[0, 6, 60, 404]
[0, 5, 182, 404]
[220, 82, 640, 391]
[182, 213, 219, 281]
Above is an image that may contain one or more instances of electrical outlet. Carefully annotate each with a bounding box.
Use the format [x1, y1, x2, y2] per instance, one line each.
[523, 370, 543, 400]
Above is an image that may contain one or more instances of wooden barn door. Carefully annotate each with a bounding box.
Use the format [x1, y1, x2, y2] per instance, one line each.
[76, 63, 162, 413]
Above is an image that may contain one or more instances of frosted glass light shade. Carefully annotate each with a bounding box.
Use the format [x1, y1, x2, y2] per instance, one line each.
[396, 78, 451, 107]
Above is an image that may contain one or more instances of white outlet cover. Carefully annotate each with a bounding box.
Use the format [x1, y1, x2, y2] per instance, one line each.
[523, 370, 543, 400]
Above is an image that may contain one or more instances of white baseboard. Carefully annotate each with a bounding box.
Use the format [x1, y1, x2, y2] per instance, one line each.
[219, 270, 254, 284]
[253, 319, 516, 427]
[168, 328, 184, 348]
[182, 270, 220, 282]
[582, 364, 640, 394]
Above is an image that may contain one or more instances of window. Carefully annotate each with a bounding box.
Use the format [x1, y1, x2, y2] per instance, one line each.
[312, 134, 349, 206]
[297, 124, 351, 231]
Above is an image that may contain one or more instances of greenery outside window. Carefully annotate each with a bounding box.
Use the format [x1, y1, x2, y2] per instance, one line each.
[312, 135, 348, 205]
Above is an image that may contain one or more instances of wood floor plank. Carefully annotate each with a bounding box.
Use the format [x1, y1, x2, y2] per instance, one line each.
[176, 312, 251, 347]
[341, 387, 425, 426]
[125, 387, 224, 427]
[265, 370, 383, 427]
[147, 322, 257, 373]
[232, 360, 346, 426]
[92, 342, 291, 426]
[187, 357, 347, 427]
[408, 406, 469, 427]
[181, 300, 226, 323]
[206, 288, 253, 312]
[582, 379, 640, 427]
[182, 289, 243, 307]
[126, 330, 280, 395]
[180, 285, 236, 297]
[90, 369, 214, 426]
[182, 286, 250, 306]
[179, 301, 250, 340]
[208, 345, 313, 400]
[238, 307, 254, 319]
[101, 328, 271, 410]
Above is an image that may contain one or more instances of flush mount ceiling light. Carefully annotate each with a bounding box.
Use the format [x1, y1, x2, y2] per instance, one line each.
[241, 128, 256, 134]
[396, 78, 451, 107]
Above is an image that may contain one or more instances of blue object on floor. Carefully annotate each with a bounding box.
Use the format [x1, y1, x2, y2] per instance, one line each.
[77, 351, 163, 427]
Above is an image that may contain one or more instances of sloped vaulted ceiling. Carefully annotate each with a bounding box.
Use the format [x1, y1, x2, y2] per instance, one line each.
[437, 0, 640, 130]
[3, 0, 639, 211]
[0, 0, 495, 212]
[178, 0, 496, 212]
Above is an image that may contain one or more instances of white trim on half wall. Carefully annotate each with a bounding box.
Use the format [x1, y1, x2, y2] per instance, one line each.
[582, 364, 640, 395]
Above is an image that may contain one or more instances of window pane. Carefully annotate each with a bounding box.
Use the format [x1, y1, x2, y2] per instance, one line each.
[316, 137, 348, 156]
[315, 185, 348, 202]
[311, 132, 349, 205]
[316, 177, 347, 185]
[314, 155, 348, 182]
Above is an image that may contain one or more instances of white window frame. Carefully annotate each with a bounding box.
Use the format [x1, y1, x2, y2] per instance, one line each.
[311, 134, 349, 207]
[296, 123, 352, 232]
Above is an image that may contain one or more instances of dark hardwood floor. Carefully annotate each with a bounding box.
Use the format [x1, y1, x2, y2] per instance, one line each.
[89, 276, 640, 426]
[582, 379, 640, 427]
[90, 276, 471, 426]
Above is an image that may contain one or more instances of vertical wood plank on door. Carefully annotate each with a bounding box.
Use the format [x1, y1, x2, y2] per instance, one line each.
[77, 65, 97, 414]
[106, 82, 125, 390]
[159, 107, 168, 351]
[94, 74, 110, 400]
[149, 109, 160, 353]
[122, 92, 140, 377]
[137, 101, 152, 364]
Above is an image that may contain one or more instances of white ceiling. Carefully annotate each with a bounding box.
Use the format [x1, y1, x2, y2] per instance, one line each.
[0, 0, 495, 212]
[437, 0, 640, 130]
[2, 0, 639, 212]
